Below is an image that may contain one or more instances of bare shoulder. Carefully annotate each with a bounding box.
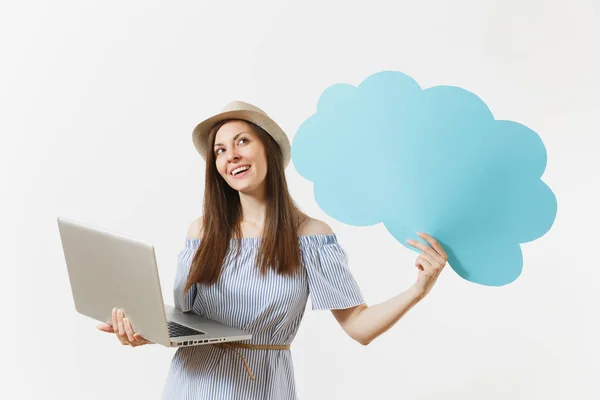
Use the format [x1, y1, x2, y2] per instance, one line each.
[187, 216, 204, 239]
[297, 215, 335, 236]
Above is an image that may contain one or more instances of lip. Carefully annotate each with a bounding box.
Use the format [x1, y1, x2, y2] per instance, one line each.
[229, 164, 251, 176]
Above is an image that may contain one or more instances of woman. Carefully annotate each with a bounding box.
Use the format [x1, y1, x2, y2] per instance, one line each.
[98, 101, 449, 399]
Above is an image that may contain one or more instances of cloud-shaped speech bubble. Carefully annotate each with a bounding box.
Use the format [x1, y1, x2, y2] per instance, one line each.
[291, 70, 557, 286]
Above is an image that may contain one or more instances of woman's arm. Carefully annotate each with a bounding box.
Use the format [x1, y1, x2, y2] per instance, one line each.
[331, 285, 424, 346]
[332, 232, 448, 346]
[299, 217, 448, 346]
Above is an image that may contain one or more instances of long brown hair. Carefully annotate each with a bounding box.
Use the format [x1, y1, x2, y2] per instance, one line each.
[184, 119, 305, 291]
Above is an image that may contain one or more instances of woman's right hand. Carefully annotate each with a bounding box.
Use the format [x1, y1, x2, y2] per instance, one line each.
[96, 308, 153, 347]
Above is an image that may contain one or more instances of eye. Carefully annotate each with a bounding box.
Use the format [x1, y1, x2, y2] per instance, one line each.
[237, 137, 248, 145]
[215, 148, 225, 156]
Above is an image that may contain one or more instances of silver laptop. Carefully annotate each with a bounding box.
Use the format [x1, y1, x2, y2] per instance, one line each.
[57, 216, 252, 348]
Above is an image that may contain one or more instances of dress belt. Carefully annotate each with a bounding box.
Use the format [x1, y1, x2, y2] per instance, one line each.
[213, 343, 291, 380]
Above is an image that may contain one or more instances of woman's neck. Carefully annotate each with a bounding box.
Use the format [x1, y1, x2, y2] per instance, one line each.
[239, 190, 267, 233]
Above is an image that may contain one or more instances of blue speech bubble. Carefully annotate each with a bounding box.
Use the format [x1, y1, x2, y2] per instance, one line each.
[292, 70, 557, 286]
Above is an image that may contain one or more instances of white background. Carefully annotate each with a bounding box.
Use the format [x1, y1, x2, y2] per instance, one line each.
[2, 0, 599, 399]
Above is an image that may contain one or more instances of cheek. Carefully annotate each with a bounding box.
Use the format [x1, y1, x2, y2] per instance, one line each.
[215, 159, 228, 178]
[256, 156, 268, 178]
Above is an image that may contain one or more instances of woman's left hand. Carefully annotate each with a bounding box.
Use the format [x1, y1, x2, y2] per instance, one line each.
[406, 232, 449, 298]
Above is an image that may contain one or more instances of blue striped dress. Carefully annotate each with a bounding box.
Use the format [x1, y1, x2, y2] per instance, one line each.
[161, 234, 365, 399]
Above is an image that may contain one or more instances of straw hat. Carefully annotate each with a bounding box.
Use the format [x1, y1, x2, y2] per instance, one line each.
[192, 101, 291, 167]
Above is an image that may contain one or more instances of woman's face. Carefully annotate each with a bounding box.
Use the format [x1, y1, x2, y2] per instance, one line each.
[213, 120, 268, 194]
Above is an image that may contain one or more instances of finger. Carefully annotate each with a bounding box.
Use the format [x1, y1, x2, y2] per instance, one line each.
[111, 308, 118, 333]
[406, 239, 444, 264]
[133, 331, 152, 343]
[417, 232, 449, 261]
[123, 318, 137, 344]
[115, 309, 129, 345]
[117, 310, 127, 338]
[416, 232, 446, 259]
[417, 252, 433, 267]
[126, 319, 150, 346]
[406, 238, 430, 253]
[112, 308, 127, 345]
[416, 254, 432, 271]
[418, 252, 445, 276]
[134, 334, 152, 345]
[97, 323, 115, 333]
[419, 245, 446, 266]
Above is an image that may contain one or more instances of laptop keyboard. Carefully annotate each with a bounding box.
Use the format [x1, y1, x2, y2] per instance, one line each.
[167, 321, 205, 338]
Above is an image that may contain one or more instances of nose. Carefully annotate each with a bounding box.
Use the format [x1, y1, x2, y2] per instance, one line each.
[227, 149, 241, 163]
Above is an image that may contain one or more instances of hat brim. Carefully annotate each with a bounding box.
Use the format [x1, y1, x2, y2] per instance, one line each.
[192, 110, 291, 168]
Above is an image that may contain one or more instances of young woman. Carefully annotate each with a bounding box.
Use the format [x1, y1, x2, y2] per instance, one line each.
[98, 101, 449, 399]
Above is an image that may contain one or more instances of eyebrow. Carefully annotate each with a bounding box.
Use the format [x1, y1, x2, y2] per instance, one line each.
[214, 131, 248, 148]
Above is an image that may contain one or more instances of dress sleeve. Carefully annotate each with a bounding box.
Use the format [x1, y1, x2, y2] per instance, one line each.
[173, 238, 199, 313]
[303, 235, 366, 311]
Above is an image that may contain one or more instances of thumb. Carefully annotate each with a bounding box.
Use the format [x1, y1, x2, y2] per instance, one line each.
[97, 323, 115, 333]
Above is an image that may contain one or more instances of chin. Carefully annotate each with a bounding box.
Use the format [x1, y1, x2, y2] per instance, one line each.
[233, 180, 266, 195]
[224, 171, 266, 194]
[227, 179, 254, 192]
[239, 183, 262, 193]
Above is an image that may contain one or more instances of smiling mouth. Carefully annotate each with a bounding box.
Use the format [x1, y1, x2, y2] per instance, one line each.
[231, 165, 251, 176]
